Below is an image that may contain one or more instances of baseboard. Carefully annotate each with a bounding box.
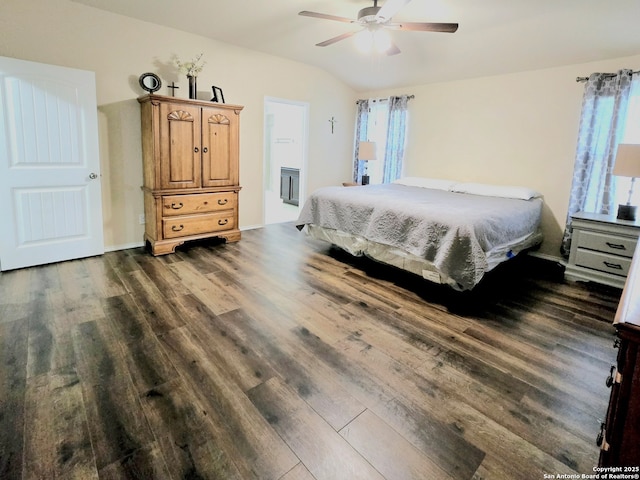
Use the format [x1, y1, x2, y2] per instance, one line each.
[528, 250, 567, 267]
[241, 224, 263, 231]
[104, 241, 145, 253]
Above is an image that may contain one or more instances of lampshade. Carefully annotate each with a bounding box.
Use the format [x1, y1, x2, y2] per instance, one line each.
[613, 144, 640, 178]
[613, 143, 640, 221]
[358, 141, 377, 161]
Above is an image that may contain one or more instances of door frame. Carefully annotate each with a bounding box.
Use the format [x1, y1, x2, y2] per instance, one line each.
[263, 96, 309, 225]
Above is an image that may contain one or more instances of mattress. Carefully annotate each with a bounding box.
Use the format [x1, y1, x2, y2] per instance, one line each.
[296, 182, 543, 290]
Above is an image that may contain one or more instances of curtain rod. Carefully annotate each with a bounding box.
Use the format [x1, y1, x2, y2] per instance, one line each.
[356, 95, 415, 104]
[576, 70, 640, 82]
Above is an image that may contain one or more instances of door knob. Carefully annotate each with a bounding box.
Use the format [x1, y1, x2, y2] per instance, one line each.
[89, 173, 98, 179]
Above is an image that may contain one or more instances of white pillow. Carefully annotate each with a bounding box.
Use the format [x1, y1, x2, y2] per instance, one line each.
[450, 182, 542, 200]
[393, 177, 456, 191]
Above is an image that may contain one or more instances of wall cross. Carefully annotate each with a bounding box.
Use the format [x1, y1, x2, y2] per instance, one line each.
[329, 116, 337, 134]
[168, 82, 179, 97]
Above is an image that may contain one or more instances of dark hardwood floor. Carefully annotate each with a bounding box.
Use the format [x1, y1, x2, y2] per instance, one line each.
[0, 222, 621, 479]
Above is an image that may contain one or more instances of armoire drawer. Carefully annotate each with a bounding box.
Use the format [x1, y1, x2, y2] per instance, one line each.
[162, 192, 237, 216]
[163, 211, 236, 239]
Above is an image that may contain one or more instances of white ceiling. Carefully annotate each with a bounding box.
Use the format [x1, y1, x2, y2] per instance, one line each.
[72, 0, 640, 91]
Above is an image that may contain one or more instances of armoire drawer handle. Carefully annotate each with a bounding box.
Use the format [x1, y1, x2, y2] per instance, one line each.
[218, 219, 228, 226]
[606, 365, 616, 388]
[194, 147, 199, 153]
[203, 147, 208, 153]
[217, 198, 228, 206]
[170, 202, 183, 210]
[605, 242, 626, 250]
[603, 261, 623, 270]
[172, 225, 184, 232]
[596, 422, 605, 447]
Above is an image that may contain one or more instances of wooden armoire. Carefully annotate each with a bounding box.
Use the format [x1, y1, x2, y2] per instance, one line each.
[138, 94, 243, 255]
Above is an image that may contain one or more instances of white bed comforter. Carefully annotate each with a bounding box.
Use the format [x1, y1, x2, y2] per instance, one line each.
[296, 183, 543, 290]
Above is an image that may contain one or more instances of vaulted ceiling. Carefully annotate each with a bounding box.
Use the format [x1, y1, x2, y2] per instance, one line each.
[72, 0, 640, 91]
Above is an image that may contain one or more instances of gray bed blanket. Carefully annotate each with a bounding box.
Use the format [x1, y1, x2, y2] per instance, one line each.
[296, 183, 543, 290]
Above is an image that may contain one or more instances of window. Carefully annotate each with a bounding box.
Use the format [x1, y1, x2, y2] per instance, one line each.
[354, 95, 410, 185]
[561, 70, 637, 257]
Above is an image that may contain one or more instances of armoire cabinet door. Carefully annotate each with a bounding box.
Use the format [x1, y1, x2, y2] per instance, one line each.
[159, 103, 202, 189]
[201, 107, 239, 187]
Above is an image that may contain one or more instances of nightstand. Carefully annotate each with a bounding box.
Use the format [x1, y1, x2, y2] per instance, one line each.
[565, 212, 640, 288]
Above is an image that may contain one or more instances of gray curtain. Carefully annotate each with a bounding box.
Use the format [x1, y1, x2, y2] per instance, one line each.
[560, 70, 633, 257]
[353, 100, 370, 183]
[383, 95, 409, 183]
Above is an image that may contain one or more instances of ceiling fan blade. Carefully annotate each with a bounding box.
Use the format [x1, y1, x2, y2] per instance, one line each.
[376, 0, 413, 22]
[299, 11, 354, 24]
[395, 22, 458, 33]
[386, 42, 401, 56]
[316, 31, 356, 47]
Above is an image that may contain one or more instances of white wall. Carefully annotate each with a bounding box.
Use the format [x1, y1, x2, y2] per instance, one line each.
[374, 54, 640, 259]
[0, 0, 356, 249]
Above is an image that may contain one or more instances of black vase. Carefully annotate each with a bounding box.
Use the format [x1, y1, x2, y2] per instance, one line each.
[188, 76, 197, 99]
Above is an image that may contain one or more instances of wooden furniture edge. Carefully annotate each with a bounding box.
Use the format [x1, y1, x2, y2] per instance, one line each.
[614, 247, 640, 327]
[137, 93, 244, 113]
[145, 229, 242, 256]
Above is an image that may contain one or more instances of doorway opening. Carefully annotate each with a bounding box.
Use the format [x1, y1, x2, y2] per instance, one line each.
[263, 98, 308, 225]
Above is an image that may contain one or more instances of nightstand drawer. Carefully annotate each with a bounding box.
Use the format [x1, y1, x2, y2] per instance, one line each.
[574, 249, 632, 277]
[576, 230, 637, 258]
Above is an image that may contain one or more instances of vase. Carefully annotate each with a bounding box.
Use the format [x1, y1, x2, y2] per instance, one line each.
[188, 75, 197, 99]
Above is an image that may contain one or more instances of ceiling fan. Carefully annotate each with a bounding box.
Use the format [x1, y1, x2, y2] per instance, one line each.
[299, 0, 458, 55]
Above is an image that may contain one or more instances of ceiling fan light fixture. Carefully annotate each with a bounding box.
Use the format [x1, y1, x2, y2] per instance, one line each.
[373, 28, 392, 53]
[355, 26, 391, 54]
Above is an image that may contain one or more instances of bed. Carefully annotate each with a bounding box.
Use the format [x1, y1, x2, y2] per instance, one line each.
[295, 177, 544, 291]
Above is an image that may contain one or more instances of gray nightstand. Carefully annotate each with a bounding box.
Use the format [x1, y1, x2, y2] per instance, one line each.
[565, 212, 640, 288]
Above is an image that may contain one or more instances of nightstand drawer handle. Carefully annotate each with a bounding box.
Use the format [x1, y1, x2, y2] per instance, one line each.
[603, 261, 623, 270]
[605, 242, 626, 250]
[170, 202, 183, 210]
[172, 225, 184, 232]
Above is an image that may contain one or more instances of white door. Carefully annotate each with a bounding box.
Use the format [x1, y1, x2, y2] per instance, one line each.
[0, 56, 103, 271]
